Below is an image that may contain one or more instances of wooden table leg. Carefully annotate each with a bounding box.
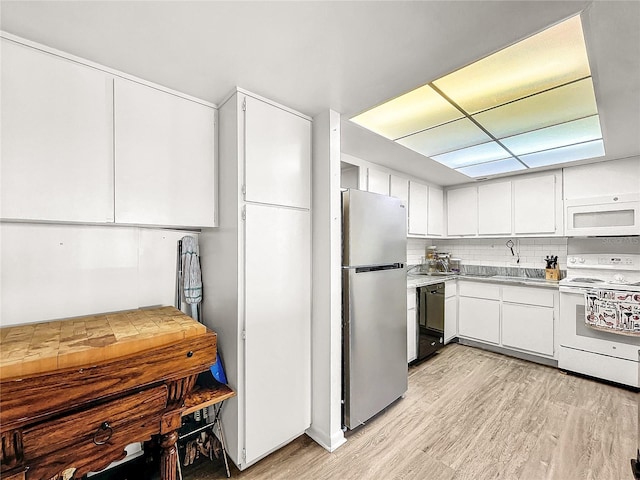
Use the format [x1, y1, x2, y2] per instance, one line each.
[160, 431, 178, 480]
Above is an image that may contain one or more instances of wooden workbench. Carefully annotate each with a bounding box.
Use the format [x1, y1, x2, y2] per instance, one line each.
[0, 306, 227, 480]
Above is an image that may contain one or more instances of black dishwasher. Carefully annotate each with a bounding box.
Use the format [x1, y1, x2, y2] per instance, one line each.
[416, 283, 445, 362]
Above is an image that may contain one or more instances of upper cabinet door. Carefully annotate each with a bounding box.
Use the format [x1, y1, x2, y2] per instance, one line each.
[367, 168, 390, 196]
[427, 187, 444, 236]
[478, 181, 512, 235]
[389, 176, 409, 207]
[390, 175, 409, 233]
[244, 96, 311, 209]
[408, 182, 428, 236]
[1, 39, 114, 223]
[447, 186, 478, 236]
[514, 175, 556, 234]
[114, 78, 216, 227]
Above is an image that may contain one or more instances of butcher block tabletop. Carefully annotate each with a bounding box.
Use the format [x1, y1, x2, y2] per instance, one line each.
[0, 306, 208, 380]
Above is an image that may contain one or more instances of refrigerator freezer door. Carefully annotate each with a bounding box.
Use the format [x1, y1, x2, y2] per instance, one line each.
[343, 266, 408, 429]
[342, 189, 406, 267]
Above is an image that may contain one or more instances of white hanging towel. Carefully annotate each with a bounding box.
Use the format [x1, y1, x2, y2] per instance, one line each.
[181, 235, 203, 321]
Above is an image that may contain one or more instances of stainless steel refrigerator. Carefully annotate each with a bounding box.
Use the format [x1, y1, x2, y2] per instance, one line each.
[342, 189, 408, 430]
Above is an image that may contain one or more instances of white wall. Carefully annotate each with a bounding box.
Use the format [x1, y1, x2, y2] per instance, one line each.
[408, 237, 568, 270]
[0, 222, 195, 326]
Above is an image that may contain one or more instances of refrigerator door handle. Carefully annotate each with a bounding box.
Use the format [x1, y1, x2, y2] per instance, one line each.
[354, 263, 404, 273]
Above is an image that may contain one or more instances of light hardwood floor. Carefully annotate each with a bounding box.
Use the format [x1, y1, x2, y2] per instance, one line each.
[185, 344, 638, 480]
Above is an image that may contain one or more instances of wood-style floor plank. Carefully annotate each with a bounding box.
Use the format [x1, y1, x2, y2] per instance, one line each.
[184, 344, 638, 480]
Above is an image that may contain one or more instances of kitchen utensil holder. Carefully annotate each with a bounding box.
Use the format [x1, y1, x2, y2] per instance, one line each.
[545, 268, 560, 281]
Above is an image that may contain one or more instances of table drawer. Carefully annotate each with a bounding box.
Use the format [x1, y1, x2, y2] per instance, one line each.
[1, 332, 216, 432]
[22, 385, 167, 460]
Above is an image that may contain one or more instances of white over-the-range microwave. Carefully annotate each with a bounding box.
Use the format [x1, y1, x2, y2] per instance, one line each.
[565, 193, 640, 236]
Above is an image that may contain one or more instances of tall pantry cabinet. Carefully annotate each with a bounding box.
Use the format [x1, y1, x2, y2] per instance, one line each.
[199, 89, 311, 470]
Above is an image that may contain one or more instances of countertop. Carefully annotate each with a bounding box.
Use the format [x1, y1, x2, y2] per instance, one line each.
[407, 273, 560, 290]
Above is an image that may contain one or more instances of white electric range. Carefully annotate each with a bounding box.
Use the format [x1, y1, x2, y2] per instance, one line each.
[558, 238, 640, 388]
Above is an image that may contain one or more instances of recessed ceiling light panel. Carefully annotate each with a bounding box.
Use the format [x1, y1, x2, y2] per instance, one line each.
[349, 13, 604, 179]
[519, 139, 605, 168]
[350, 84, 462, 140]
[433, 15, 591, 114]
[501, 115, 602, 155]
[472, 78, 598, 138]
[396, 118, 491, 157]
[432, 141, 512, 169]
[456, 158, 527, 177]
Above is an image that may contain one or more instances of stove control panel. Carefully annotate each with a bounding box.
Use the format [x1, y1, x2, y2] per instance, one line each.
[597, 256, 635, 265]
[567, 254, 639, 270]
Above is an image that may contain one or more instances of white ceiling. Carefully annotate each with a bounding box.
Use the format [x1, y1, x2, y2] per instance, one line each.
[2, 1, 638, 186]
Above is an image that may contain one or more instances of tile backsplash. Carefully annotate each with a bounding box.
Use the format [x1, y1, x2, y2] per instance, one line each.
[408, 237, 568, 270]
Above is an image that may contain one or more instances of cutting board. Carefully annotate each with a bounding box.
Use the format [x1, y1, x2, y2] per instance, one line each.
[0, 306, 206, 380]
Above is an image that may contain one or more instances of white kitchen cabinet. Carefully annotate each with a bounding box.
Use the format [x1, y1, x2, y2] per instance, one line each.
[458, 281, 500, 344]
[478, 181, 512, 235]
[501, 285, 556, 357]
[563, 157, 640, 200]
[407, 289, 417, 362]
[390, 176, 409, 232]
[114, 78, 216, 227]
[244, 96, 311, 209]
[408, 181, 428, 236]
[457, 281, 558, 360]
[200, 89, 311, 470]
[444, 281, 457, 344]
[341, 162, 363, 190]
[502, 304, 554, 356]
[458, 296, 500, 344]
[502, 285, 555, 308]
[244, 203, 311, 463]
[427, 187, 444, 236]
[447, 186, 478, 236]
[513, 174, 557, 234]
[367, 168, 390, 196]
[458, 281, 500, 300]
[1, 38, 114, 223]
[390, 176, 409, 206]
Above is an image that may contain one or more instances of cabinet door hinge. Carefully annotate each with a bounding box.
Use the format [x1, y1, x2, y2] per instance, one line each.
[242, 97, 247, 111]
[241, 330, 246, 340]
[241, 184, 246, 198]
[242, 448, 247, 462]
[241, 206, 246, 221]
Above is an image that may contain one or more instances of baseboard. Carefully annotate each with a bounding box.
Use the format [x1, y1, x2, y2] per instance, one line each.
[305, 425, 347, 453]
[458, 338, 558, 368]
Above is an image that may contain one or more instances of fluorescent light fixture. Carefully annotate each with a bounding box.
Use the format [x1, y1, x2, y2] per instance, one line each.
[456, 158, 526, 177]
[432, 141, 512, 169]
[472, 78, 598, 138]
[349, 14, 604, 179]
[433, 15, 591, 114]
[519, 139, 605, 168]
[396, 118, 491, 157]
[501, 115, 602, 155]
[350, 84, 462, 140]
